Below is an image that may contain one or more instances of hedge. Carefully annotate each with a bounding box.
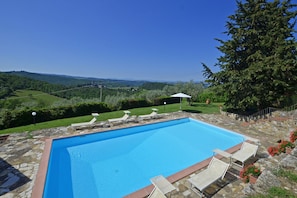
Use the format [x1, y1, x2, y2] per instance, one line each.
[0, 97, 180, 129]
[0, 102, 111, 129]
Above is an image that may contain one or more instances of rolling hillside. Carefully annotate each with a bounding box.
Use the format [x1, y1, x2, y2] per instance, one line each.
[10, 90, 63, 106]
[0, 72, 65, 99]
[0, 71, 173, 111]
[0, 89, 64, 111]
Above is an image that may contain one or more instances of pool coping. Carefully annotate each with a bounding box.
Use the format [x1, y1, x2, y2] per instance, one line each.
[31, 118, 243, 198]
[31, 138, 52, 198]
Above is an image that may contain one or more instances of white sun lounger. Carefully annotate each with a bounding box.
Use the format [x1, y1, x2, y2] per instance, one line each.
[148, 175, 177, 198]
[244, 136, 260, 145]
[231, 142, 258, 167]
[108, 113, 130, 123]
[188, 157, 230, 197]
[139, 108, 161, 120]
[139, 111, 158, 120]
[71, 117, 97, 127]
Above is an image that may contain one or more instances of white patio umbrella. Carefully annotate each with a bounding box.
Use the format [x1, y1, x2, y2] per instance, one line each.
[170, 93, 191, 110]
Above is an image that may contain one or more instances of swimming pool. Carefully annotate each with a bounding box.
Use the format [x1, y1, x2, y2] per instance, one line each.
[43, 118, 244, 198]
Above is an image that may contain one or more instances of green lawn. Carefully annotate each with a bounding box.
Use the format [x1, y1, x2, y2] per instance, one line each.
[0, 102, 222, 135]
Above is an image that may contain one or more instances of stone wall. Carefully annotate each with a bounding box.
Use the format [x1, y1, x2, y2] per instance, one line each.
[220, 108, 297, 123]
[243, 147, 297, 196]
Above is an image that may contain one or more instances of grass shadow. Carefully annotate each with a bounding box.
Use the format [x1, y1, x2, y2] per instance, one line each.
[190, 103, 202, 107]
[190, 103, 217, 107]
[183, 109, 202, 113]
[0, 158, 31, 196]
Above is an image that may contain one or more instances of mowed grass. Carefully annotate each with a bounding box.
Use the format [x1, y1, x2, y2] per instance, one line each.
[9, 90, 63, 106]
[0, 101, 222, 135]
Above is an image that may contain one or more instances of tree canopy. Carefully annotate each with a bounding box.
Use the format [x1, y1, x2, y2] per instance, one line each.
[203, 0, 297, 113]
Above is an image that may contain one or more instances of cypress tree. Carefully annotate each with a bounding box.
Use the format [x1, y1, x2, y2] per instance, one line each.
[203, 0, 297, 113]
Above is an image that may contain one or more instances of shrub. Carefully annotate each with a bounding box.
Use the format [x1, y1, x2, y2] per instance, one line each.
[119, 99, 151, 110]
[289, 129, 297, 143]
[267, 146, 279, 156]
[197, 90, 226, 103]
[0, 102, 112, 129]
[267, 139, 295, 156]
[239, 164, 262, 183]
[278, 140, 295, 153]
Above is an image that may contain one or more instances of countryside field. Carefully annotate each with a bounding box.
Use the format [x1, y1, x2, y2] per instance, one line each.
[8, 90, 63, 106]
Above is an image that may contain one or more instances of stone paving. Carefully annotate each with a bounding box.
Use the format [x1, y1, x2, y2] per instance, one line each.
[0, 111, 296, 198]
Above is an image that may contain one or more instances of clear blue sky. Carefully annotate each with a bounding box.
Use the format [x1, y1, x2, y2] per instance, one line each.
[0, 0, 238, 82]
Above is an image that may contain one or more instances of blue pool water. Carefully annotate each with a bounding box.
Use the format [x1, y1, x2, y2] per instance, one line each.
[43, 118, 244, 198]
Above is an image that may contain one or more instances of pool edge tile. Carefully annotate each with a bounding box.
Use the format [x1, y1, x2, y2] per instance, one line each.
[31, 138, 52, 198]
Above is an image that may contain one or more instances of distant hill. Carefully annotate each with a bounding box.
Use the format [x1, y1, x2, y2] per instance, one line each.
[0, 71, 176, 102]
[5, 71, 147, 87]
[0, 72, 65, 99]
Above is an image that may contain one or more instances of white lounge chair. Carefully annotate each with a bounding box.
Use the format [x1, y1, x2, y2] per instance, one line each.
[139, 111, 157, 120]
[138, 108, 160, 120]
[108, 112, 130, 123]
[148, 175, 177, 198]
[71, 117, 97, 127]
[231, 142, 258, 167]
[188, 157, 230, 197]
[244, 136, 260, 145]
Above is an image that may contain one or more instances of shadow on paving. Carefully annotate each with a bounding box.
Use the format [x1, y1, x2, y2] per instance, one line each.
[0, 135, 9, 144]
[199, 156, 262, 198]
[203, 155, 263, 197]
[0, 158, 31, 196]
[203, 172, 238, 198]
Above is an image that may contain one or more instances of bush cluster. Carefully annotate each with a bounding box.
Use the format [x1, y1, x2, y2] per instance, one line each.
[239, 164, 262, 183]
[267, 139, 295, 156]
[197, 91, 226, 103]
[289, 129, 297, 143]
[0, 103, 111, 129]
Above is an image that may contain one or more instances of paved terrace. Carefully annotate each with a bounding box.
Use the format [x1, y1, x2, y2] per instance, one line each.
[0, 111, 296, 198]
